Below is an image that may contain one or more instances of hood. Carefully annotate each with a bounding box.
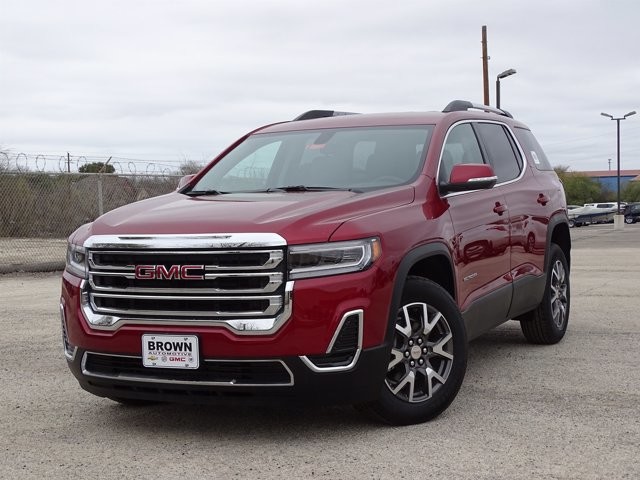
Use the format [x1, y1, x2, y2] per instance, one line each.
[77, 188, 415, 245]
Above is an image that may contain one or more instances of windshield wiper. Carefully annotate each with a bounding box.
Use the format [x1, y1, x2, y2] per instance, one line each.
[266, 185, 361, 193]
[184, 189, 227, 196]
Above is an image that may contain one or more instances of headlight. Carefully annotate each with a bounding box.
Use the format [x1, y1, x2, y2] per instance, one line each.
[289, 238, 381, 279]
[66, 243, 87, 278]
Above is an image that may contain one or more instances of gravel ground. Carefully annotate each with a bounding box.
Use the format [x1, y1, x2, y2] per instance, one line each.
[0, 224, 638, 479]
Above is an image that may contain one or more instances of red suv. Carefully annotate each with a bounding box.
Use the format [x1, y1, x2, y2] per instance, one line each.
[61, 101, 571, 425]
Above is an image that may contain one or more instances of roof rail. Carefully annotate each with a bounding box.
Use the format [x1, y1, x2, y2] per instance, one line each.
[442, 100, 513, 118]
[293, 110, 359, 121]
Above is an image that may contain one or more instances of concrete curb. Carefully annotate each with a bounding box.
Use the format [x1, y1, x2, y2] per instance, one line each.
[0, 261, 65, 274]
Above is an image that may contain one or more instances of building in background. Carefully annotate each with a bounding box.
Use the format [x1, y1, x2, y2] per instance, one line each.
[579, 170, 640, 191]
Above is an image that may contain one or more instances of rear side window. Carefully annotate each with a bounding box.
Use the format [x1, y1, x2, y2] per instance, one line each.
[514, 127, 553, 171]
[475, 123, 522, 183]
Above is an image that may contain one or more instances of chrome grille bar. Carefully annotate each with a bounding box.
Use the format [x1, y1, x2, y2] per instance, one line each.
[88, 271, 283, 294]
[89, 292, 283, 317]
[88, 249, 284, 271]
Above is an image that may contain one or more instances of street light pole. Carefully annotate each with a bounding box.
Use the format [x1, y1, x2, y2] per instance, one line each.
[496, 68, 516, 109]
[601, 110, 636, 225]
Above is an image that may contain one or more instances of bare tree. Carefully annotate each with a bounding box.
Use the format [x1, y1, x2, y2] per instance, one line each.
[178, 159, 204, 175]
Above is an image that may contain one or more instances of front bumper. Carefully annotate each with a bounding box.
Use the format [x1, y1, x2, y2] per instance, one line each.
[61, 256, 395, 405]
[67, 345, 389, 405]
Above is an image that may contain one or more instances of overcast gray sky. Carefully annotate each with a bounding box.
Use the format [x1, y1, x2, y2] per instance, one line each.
[1, 0, 639, 172]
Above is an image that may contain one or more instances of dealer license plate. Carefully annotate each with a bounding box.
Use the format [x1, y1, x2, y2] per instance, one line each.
[142, 334, 199, 369]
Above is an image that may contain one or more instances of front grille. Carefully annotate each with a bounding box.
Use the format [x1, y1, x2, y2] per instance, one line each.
[85, 246, 286, 321]
[83, 352, 293, 386]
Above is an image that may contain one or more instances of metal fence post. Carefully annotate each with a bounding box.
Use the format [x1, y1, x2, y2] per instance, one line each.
[97, 173, 104, 216]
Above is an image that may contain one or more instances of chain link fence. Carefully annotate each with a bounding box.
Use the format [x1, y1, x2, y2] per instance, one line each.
[0, 171, 181, 273]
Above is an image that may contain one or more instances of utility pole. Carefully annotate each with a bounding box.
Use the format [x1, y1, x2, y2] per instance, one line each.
[67, 152, 71, 173]
[482, 26, 490, 106]
[608, 158, 611, 171]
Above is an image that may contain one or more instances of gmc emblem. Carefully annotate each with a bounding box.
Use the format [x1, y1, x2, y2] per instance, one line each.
[134, 264, 204, 280]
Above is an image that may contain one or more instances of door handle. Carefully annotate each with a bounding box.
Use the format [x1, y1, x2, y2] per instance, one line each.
[537, 194, 550, 206]
[493, 202, 507, 215]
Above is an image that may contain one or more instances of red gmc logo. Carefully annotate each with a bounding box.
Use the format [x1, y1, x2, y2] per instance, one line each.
[134, 265, 204, 280]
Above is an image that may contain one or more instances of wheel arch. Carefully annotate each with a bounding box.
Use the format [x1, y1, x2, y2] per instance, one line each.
[547, 214, 571, 270]
[385, 242, 456, 343]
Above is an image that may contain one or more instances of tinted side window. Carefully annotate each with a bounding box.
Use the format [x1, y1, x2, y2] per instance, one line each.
[439, 123, 484, 183]
[475, 123, 522, 183]
[514, 127, 553, 171]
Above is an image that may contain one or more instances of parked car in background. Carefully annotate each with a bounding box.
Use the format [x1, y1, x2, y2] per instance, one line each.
[624, 202, 640, 224]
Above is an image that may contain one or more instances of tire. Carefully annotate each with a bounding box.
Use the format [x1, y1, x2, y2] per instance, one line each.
[108, 397, 157, 407]
[568, 219, 575, 228]
[519, 244, 570, 344]
[362, 276, 467, 425]
[625, 216, 634, 224]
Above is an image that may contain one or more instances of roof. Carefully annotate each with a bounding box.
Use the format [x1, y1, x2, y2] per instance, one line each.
[579, 170, 640, 178]
[259, 110, 529, 134]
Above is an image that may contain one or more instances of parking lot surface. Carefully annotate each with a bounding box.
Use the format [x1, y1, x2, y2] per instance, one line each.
[1, 224, 638, 479]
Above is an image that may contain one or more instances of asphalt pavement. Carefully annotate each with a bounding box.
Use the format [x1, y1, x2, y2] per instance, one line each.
[0, 223, 638, 479]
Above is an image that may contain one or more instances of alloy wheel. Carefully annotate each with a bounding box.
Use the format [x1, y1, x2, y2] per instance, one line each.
[385, 302, 454, 403]
[550, 259, 568, 329]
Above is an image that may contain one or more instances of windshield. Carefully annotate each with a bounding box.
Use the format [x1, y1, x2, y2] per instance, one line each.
[188, 126, 433, 194]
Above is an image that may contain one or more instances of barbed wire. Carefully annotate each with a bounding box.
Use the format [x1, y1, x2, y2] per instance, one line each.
[0, 152, 200, 176]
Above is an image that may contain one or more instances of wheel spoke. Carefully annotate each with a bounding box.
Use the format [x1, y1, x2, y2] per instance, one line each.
[391, 370, 416, 402]
[423, 310, 443, 336]
[388, 348, 404, 371]
[552, 261, 565, 286]
[432, 332, 453, 360]
[559, 302, 566, 317]
[395, 319, 412, 339]
[556, 301, 566, 326]
[425, 366, 445, 398]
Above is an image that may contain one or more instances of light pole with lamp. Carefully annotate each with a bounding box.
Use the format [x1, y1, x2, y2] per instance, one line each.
[496, 69, 516, 109]
[601, 110, 636, 227]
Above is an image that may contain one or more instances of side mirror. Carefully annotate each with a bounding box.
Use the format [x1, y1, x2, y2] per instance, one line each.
[177, 174, 196, 190]
[440, 164, 497, 194]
